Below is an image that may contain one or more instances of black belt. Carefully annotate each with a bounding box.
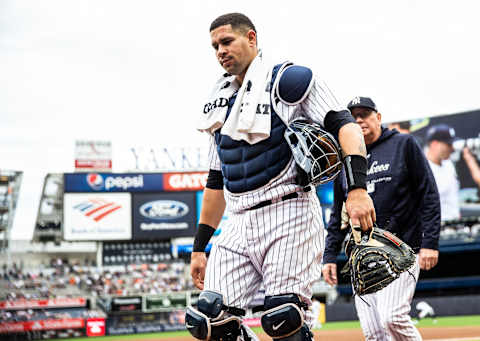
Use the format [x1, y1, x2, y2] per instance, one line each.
[246, 192, 299, 211]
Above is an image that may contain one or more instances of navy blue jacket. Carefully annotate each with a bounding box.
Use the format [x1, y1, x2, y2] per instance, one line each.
[323, 128, 441, 264]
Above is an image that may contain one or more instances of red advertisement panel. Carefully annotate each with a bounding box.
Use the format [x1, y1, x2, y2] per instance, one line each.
[75, 160, 112, 170]
[86, 318, 106, 337]
[163, 172, 208, 191]
[0, 318, 85, 333]
[0, 298, 86, 310]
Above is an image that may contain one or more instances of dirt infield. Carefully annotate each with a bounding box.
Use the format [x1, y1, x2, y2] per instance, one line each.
[168, 326, 480, 340]
[306, 326, 480, 341]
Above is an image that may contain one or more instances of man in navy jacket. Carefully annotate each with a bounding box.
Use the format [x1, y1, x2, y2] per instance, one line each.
[322, 97, 441, 341]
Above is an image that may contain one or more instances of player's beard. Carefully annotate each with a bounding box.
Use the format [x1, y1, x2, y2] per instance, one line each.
[222, 60, 242, 75]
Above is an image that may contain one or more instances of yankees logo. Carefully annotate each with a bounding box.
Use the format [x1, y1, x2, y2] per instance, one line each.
[204, 98, 229, 114]
[350, 96, 361, 105]
[367, 160, 390, 175]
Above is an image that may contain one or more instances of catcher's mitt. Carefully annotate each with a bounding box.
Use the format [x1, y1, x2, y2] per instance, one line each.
[342, 226, 415, 296]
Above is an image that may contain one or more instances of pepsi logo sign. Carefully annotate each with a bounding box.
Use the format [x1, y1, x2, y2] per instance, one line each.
[85, 173, 144, 191]
[87, 173, 104, 190]
[139, 200, 189, 220]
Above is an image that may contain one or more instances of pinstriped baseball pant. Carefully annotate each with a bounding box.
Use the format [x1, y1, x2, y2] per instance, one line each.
[355, 256, 421, 341]
[204, 190, 324, 326]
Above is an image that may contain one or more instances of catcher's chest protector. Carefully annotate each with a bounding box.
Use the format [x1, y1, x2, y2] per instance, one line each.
[214, 65, 291, 193]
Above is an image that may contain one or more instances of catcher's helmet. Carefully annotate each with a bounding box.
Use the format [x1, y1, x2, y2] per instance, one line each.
[284, 120, 342, 186]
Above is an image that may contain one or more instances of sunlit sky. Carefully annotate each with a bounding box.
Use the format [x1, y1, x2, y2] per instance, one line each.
[1, 0, 479, 240]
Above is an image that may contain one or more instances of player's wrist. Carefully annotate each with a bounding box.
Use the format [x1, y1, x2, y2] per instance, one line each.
[193, 223, 216, 252]
[343, 155, 367, 192]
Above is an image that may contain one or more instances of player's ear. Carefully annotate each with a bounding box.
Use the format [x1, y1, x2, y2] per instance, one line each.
[246, 29, 257, 47]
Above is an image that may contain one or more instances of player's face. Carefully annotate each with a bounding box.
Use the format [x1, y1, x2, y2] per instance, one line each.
[437, 141, 454, 160]
[351, 107, 382, 144]
[210, 24, 257, 83]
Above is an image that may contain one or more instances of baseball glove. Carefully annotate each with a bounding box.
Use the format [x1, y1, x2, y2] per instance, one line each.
[342, 225, 416, 296]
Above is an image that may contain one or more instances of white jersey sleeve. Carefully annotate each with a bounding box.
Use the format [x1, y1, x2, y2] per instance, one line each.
[208, 135, 221, 171]
[300, 77, 345, 127]
[428, 159, 460, 221]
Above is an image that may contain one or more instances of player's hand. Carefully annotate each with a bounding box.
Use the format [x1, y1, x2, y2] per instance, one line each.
[462, 147, 475, 163]
[190, 252, 207, 290]
[322, 263, 338, 286]
[419, 248, 439, 271]
[345, 188, 376, 232]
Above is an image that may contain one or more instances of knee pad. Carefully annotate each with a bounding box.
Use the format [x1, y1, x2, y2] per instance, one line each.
[185, 290, 244, 341]
[261, 294, 313, 340]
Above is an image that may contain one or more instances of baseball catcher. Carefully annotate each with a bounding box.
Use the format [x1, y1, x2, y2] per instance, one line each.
[340, 204, 416, 296]
[189, 12, 377, 341]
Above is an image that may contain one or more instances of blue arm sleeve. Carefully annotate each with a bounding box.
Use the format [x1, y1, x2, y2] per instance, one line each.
[322, 174, 349, 264]
[406, 136, 441, 250]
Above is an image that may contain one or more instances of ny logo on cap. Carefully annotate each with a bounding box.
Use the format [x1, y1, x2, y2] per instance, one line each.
[351, 97, 361, 105]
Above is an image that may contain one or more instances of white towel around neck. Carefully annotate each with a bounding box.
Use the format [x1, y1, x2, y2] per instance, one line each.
[197, 51, 273, 144]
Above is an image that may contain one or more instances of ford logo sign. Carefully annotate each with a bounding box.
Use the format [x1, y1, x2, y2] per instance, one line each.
[139, 200, 189, 220]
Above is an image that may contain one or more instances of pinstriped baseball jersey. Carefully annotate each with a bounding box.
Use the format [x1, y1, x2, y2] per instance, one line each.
[208, 75, 344, 212]
[202, 71, 343, 328]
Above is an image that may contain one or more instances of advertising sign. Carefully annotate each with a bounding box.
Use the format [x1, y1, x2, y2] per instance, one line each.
[63, 193, 131, 241]
[0, 318, 84, 333]
[132, 192, 196, 240]
[145, 293, 188, 312]
[86, 318, 106, 337]
[388, 110, 480, 219]
[111, 297, 142, 313]
[106, 311, 184, 335]
[389, 110, 480, 191]
[74, 140, 112, 172]
[128, 146, 209, 172]
[163, 172, 208, 191]
[64, 173, 164, 193]
[0, 298, 86, 310]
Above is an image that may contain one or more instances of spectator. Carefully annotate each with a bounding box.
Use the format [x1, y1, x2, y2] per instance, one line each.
[425, 124, 461, 221]
[388, 120, 411, 134]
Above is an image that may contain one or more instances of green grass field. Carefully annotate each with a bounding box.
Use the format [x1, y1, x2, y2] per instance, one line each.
[65, 315, 480, 340]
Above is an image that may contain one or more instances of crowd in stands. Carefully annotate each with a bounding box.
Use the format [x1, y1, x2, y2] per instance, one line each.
[439, 218, 480, 241]
[3, 220, 480, 303]
[0, 258, 194, 301]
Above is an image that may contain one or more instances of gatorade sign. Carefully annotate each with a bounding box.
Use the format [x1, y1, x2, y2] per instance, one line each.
[163, 172, 208, 191]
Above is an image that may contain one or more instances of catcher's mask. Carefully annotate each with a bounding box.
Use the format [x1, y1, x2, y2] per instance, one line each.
[285, 120, 342, 186]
